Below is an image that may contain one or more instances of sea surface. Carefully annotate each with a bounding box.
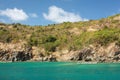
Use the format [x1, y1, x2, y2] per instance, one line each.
[0, 62, 120, 80]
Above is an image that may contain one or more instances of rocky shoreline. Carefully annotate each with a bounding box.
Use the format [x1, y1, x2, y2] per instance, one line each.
[0, 14, 120, 63]
[0, 42, 120, 63]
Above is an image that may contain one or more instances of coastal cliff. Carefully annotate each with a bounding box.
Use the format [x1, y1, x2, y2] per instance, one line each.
[0, 42, 120, 62]
[0, 14, 120, 62]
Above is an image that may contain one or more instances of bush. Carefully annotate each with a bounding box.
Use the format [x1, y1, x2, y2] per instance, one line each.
[44, 41, 60, 52]
[74, 32, 94, 49]
[0, 29, 11, 43]
[45, 36, 57, 43]
[92, 28, 120, 45]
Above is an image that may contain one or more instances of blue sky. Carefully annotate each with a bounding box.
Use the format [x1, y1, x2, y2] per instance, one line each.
[0, 0, 120, 25]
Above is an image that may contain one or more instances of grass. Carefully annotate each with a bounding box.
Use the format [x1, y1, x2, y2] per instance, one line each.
[0, 14, 120, 52]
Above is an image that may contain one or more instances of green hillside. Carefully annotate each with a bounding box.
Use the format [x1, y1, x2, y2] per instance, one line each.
[0, 14, 120, 53]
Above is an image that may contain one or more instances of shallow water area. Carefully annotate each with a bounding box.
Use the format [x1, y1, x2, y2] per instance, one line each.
[0, 62, 120, 80]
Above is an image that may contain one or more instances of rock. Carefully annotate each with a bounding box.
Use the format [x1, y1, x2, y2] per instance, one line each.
[78, 48, 94, 61]
[48, 55, 57, 62]
[113, 56, 120, 61]
[1, 42, 120, 62]
[114, 51, 120, 56]
[99, 57, 106, 62]
[0, 49, 33, 62]
[85, 58, 92, 62]
[43, 57, 48, 61]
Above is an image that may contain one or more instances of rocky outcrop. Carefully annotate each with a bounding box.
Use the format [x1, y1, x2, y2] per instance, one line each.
[51, 43, 120, 62]
[0, 42, 33, 62]
[0, 42, 120, 62]
[0, 49, 33, 62]
[12, 51, 33, 62]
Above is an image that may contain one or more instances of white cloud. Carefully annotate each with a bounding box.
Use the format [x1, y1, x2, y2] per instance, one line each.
[43, 6, 88, 23]
[29, 13, 38, 18]
[0, 8, 28, 21]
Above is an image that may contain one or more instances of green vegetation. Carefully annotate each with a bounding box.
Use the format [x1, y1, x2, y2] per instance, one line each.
[0, 14, 120, 52]
[92, 28, 120, 45]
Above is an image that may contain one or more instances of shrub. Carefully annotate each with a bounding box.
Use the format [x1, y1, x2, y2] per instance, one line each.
[0, 29, 11, 43]
[92, 28, 120, 45]
[45, 36, 57, 43]
[44, 41, 60, 52]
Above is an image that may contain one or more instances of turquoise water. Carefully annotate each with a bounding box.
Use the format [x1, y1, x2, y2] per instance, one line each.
[0, 62, 120, 80]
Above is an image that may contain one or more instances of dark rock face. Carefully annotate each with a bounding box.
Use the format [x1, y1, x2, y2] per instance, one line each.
[78, 48, 94, 61]
[12, 51, 33, 62]
[41, 55, 57, 62]
[0, 50, 10, 61]
[69, 46, 120, 62]
[49, 56, 56, 62]
[113, 51, 120, 61]
[0, 50, 33, 62]
[0, 43, 120, 62]
[114, 51, 120, 56]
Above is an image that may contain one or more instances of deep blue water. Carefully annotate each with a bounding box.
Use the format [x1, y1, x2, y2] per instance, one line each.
[0, 62, 120, 80]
